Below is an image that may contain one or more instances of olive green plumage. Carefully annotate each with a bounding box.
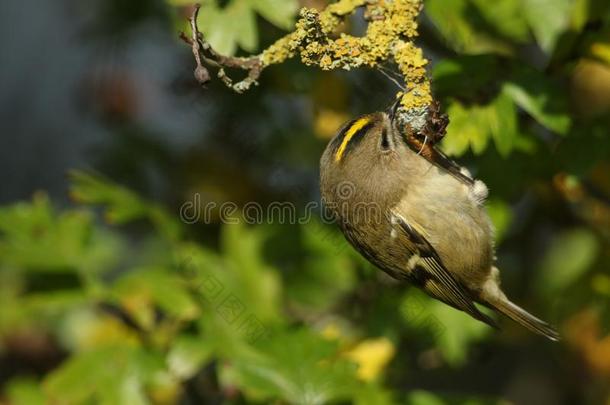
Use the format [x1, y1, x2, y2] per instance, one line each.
[320, 110, 559, 341]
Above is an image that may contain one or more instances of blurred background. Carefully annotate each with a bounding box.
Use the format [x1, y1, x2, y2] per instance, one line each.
[1, 0, 609, 404]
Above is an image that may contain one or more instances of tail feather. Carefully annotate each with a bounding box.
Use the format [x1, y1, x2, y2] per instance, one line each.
[488, 298, 560, 341]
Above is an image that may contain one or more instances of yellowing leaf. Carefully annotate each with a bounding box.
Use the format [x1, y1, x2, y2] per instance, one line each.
[345, 337, 396, 382]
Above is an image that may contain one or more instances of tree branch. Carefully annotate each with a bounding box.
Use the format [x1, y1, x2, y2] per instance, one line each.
[180, 4, 263, 93]
[180, 1, 439, 134]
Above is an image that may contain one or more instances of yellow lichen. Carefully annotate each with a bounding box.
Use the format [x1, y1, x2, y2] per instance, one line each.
[259, 0, 431, 111]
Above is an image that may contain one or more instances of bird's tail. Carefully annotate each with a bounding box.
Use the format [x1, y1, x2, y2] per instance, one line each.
[487, 297, 560, 341]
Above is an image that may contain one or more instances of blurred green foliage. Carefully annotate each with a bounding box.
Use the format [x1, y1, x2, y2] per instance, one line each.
[1, 0, 610, 404]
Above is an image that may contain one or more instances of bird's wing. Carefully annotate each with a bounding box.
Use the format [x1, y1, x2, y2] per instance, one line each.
[391, 211, 498, 329]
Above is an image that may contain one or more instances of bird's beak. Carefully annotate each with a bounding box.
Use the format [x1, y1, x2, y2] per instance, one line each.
[386, 97, 402, 123]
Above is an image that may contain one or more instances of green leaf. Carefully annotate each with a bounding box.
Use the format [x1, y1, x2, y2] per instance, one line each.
[406, 390, 446, 405]
[114, 267, 200, 323]
[178, 0, 296, 55]
[70, 171, 182, 241]
[249, 0, 298, 30]
[537, 228, 599, 295]
[0, 193, 121, 275]
[503, 83, 570, 134]
[70, 171, 148, 224]
[522, 0, 573, 54]
[406, 390, 504, 405]
[44, 346, 164, 405]
[489, 89, 518, 157]
[426, 0, 518, 54]
[219, 222, 282, 322]
[354, 383, 397, 405]
[167, 335, 213, 379]
[233, 0, 258, 52]
[224, 329, 358, 404]
[283, 221, 357, 312]
[401, 290, 491, 366]
[486, 199, 513, 243]
[503, 67, 571, 134]
[6, 378, 45, 405]
[426, 0, 480, 53]
[197, 3, 236, 56]
[470, 0, 530, 43]
[199, 1, 260, 56]
[443, 91, 518, 157]
[0, 194, 90, 271]
[443, 101, 490, 156]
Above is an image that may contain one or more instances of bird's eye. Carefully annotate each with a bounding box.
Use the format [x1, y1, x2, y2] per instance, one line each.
[380, 128, 391, 150]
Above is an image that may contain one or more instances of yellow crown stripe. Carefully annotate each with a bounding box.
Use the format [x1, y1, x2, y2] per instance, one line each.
[335, 117, 371, 162]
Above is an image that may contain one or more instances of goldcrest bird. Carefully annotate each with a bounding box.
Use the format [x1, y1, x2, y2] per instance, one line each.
[319, 103, 560, 341]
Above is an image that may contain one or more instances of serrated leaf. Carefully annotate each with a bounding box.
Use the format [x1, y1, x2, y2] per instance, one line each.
[69, 172, 148, 224]
[44, 346, 163, 405]
[249, 0, 298, 30]
[225, 329, 358, 404]
[114, 267, 200, 322]
[443, 101, 489, 156]
[70, 171, 182, 241]
[443, 90, 518, 157]
[197, 3, 237, 56]
[232, 0, 258, 52]
[196, 0, 271, 55]
[0, 193, 121, 275]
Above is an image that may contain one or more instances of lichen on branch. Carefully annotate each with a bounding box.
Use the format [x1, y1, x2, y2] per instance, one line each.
[181, 0, 432, 118]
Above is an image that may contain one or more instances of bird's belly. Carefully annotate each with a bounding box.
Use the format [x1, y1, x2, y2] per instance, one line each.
[394, 179, 494, 288]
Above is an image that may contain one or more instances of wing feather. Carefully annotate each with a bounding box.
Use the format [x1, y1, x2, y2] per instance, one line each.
[391, 212, 498, 329]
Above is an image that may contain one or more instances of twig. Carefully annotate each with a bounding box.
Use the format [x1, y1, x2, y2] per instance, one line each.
[179, 1, 434, 124]
[179, 4, 263, 93]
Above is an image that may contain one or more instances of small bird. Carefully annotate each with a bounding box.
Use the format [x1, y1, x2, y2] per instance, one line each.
[319, 103, 560, 341]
